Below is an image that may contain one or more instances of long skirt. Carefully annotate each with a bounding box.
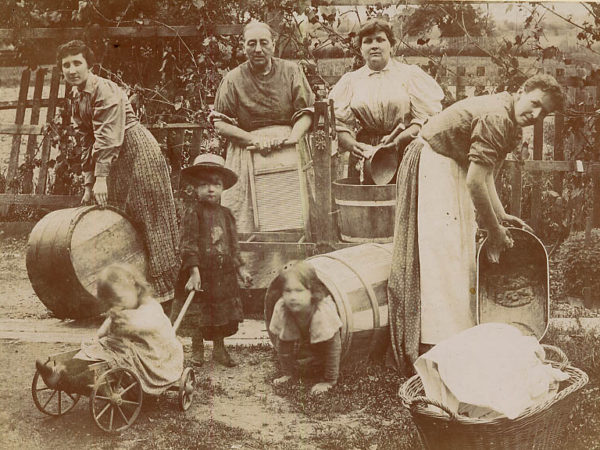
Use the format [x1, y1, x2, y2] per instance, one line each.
[221, 124, 312, 288]
[108, 123, 180, 301]
[388, 138, 477, 374]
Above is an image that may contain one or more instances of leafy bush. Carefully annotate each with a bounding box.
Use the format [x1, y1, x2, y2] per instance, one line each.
[553, 229, 600, 299]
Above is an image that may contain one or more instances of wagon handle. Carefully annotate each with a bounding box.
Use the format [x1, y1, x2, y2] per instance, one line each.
[408, 396, 459, 420]
[173, 290, 198, 333]
[542, 344, 569, 370]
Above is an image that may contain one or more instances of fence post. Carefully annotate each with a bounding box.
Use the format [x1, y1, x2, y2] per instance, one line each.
[22, 68, 46, 194]
[529, 120, 544, 232]
[310, 100, 336, 245]
[36, 66, 61, 195]
[509, 162, 522, 218]
[553, 112, 564, 195]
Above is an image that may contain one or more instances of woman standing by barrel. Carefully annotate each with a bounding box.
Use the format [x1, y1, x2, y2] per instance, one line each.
[328, 19, 444, 178]
[58, 40, 179, 302]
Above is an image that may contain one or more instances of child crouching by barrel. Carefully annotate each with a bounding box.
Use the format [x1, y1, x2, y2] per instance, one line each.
[269, 261, 343, 395]
[35, 263, 184, 395]
[171, 153, 252, 368]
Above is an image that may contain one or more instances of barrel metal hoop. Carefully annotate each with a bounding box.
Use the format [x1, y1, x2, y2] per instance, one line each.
[313, 269, 353, 359]
[340, 234, 393, 244]
[370, 243, 394, 254]
[317, 251, 381, 330]
[334, 199, 396, 207]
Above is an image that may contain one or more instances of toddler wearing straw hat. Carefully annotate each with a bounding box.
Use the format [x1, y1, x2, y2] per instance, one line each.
[171, 153, 252, 367]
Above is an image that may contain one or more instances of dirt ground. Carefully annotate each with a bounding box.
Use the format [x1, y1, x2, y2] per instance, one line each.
[2, 234, 598, 450]
[0, 235, 413, 450]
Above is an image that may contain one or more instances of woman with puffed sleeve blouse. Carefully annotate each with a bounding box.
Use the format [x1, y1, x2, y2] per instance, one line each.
[58, 40, 180, 302]
[328, 19, 444, 178]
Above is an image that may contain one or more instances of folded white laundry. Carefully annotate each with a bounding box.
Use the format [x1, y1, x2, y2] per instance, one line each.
[414, 323, 569, 419]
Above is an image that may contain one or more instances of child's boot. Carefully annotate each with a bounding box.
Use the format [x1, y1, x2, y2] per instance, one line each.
[190, 331, 204, 367]
[35, 359, 64, 389]
[213, 338, 237, 367]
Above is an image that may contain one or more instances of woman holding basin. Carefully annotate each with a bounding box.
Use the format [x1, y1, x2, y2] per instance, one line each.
[328, 19, 444, 181]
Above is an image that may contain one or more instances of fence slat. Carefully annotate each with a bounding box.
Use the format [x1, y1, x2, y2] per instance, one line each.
[22, 68, 46, 194]
[5, 69, 30, 190]
[509, 162, 522, 217]
[37, 66, 61, 195]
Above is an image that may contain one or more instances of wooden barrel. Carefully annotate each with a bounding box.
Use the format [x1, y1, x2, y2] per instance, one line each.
[265, 243, 392, 365]
[332, 177, 396, 243]
[26, 206, 148, 319]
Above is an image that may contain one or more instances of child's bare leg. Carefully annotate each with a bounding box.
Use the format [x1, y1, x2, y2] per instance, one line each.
[191, 328, 204, 366]
[213, 333, 237, 367]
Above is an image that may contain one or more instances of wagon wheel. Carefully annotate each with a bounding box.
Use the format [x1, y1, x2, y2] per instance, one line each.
[90, 368, 143, 433]
[32, 371, 80, 416]
[178, 367, 195, 411]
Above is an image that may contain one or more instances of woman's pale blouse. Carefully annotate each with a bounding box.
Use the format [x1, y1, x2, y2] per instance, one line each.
[328, 59, 444, 137]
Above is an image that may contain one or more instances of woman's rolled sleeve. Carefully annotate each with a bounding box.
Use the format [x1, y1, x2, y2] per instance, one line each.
[291, 64, 315, 124]
[468, 114, 514, 168]
[328, 73, 357, 137]
[90, 81, 126, 179]
[406, 65, 444, 126]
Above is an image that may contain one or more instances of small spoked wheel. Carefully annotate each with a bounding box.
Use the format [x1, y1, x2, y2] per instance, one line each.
[32, 371, 80, 416]
[179, 367, 195, 411]
[90, 368, 143, 433]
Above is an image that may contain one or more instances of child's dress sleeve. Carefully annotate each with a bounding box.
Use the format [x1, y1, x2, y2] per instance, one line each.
[313, 332, 342, 384]
[180, 205, 201, 273]
[276, 340, 296, 376]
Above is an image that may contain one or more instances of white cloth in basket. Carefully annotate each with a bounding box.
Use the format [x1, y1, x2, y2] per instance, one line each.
[414, 323, 568, 419]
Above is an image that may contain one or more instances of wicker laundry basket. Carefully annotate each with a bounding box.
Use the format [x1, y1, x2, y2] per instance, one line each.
[398, 345, 589, 450]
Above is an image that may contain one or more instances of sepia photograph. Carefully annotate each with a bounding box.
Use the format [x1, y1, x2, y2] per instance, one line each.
[0, 1, 597, 448]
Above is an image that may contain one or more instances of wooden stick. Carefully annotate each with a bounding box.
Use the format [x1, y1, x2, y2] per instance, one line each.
[173, 290, 197, 333]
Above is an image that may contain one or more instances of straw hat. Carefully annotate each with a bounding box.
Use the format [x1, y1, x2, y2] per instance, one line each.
[181, 153, 238, 190]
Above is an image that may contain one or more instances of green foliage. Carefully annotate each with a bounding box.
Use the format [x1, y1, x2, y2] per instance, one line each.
[554, 229, 600, 299]
[404, 3, 494, 38]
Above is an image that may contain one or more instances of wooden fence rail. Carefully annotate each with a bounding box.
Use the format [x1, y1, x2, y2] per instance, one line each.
[1, 61, 599, 237]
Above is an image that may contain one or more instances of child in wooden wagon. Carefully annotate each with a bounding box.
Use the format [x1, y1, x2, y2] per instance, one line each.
[269, 261, 343, 395]
[170, 153, 252, 368]
[35, 263, 184, 395]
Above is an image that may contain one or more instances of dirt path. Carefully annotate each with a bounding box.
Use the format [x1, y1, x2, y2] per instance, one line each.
[0, 339, 386, 450]
[0, 236, 390, 450]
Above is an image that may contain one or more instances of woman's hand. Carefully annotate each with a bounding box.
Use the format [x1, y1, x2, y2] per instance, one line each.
[81, 185, 93, 205]
[501, 214, 534, 234]
[185, 269, 201, 292]
[352, 142, 376, 159]
[238, 267, 253, 288]
[273, 375, 292, 386]
[93, 177, 108, 207]
[485, 225, 514, 263]
[310, 382, 334, 395]
[251, 137, 286, 156]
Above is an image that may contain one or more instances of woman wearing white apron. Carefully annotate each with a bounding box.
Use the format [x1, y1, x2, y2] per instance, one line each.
[210, 22, 314, 287]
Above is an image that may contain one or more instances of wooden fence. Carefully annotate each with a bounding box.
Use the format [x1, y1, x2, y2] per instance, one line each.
[0, 24, 599, 241]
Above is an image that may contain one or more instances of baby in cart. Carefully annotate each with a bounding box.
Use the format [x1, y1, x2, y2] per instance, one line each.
[35, 263, 184, 395]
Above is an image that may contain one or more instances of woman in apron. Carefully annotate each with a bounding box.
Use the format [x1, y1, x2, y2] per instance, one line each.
[210, 21, 315, 287]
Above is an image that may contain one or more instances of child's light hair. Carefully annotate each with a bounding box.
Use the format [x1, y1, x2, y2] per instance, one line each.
[96, 263, 151, 307]
[273, 260, 329, 305]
